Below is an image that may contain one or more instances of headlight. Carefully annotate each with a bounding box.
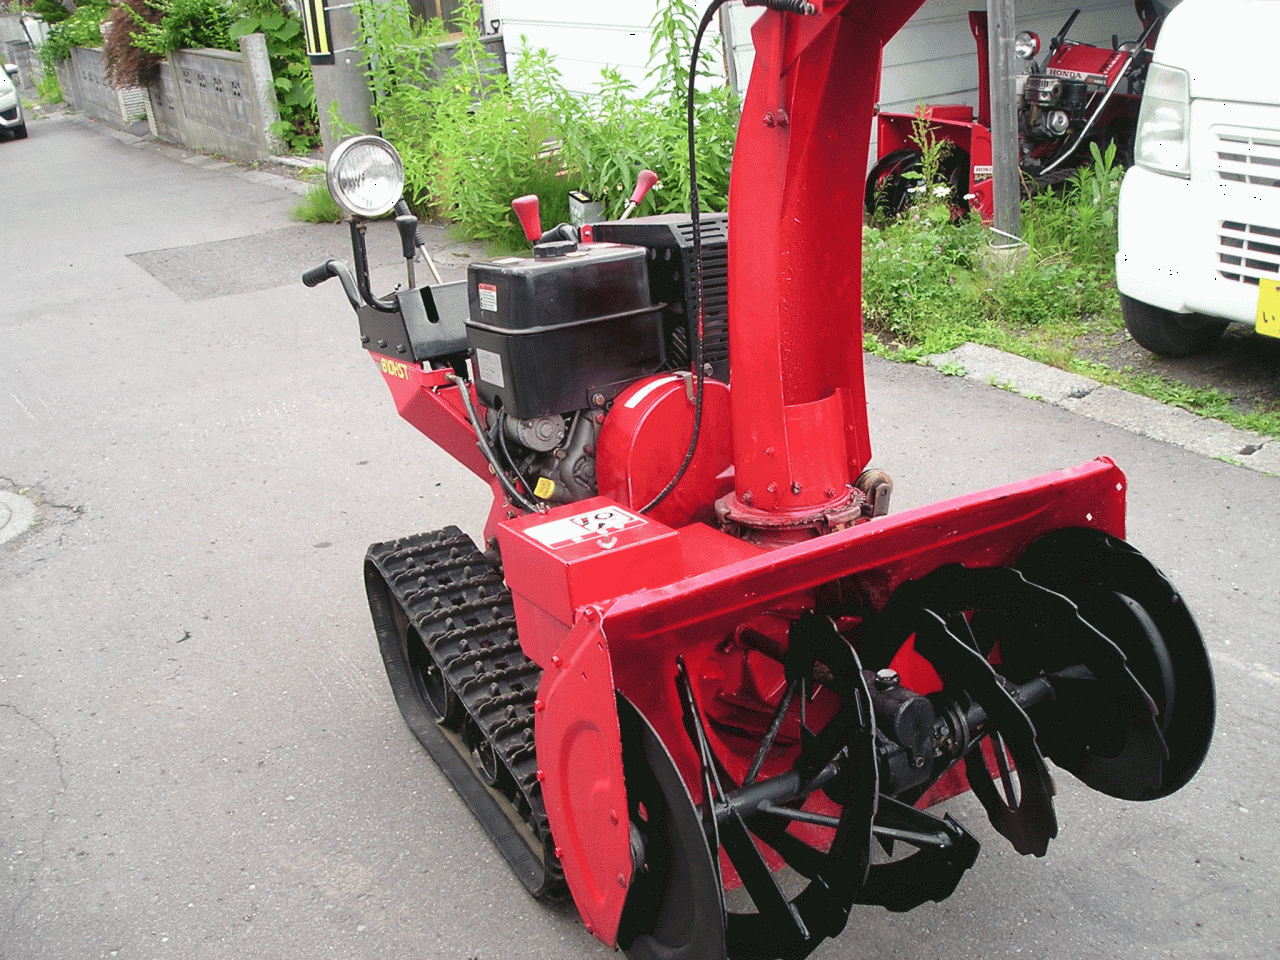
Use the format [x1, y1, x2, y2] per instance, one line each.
[1015, 31, 1041, 60]
[326, 136, 405, 219]
[1135, 63, 1191, 178]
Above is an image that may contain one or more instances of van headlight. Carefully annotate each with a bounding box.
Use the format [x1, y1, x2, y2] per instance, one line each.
[326, 136, 405, 219]
[1135, 63, 1191, 178]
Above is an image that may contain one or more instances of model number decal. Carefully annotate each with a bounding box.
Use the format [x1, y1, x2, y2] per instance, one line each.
[525, 507, 646, 548]
[379, 357, 410, 379]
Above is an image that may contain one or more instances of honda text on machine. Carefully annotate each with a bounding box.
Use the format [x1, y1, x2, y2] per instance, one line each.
[304, 2, 1214, 958]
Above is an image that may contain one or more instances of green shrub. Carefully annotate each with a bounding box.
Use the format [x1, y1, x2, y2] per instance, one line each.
[291, 181, 344, 223]
[862, 151, 1125, 357]
[126, 0, 235, 56]
[232, 0, 319, 152]
[354, 0, 739, 247]
[41, 2, 111, 69]
[30, 0, 71, 25]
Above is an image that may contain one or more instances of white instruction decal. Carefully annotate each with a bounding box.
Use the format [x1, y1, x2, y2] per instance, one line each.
[478, 282, 498, 313]
[475, 348, 505, 388]
[525, 506, 646, 548]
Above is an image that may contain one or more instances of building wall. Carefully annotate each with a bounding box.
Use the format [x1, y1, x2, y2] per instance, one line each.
[495, 0, 1151, 108]
[495, 0, 671, 96]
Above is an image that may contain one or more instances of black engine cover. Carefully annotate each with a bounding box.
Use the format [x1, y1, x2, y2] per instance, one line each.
[466, 243, 665, 418]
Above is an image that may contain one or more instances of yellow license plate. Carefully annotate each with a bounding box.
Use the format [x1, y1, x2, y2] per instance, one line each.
[1257, 278, 1280, 338]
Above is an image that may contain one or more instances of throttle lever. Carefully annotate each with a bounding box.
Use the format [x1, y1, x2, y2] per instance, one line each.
[620, 169, 659, 221]
[512, 194, 543, 244]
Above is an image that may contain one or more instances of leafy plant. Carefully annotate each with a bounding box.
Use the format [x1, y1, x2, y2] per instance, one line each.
[126, 0, 235, 56]
[232, 0, 318, 152]
[29, 0, 70, 24]
[35, 64, 61, 102]
[862, 149, 1124, 356]
[40, 2, 110, 69]
[104, 0, 164, 88]
[355, 0, 739, 246]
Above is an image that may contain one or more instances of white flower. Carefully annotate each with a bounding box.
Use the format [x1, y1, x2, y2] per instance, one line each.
[932, 184, 950, 198]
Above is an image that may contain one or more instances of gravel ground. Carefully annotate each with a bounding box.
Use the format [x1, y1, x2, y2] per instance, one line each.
[1071, 322, 1280, 417]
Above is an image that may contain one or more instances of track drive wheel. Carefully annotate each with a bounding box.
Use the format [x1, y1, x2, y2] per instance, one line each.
[1015, 527, 1215, 799]
[368, 576, 462, 730]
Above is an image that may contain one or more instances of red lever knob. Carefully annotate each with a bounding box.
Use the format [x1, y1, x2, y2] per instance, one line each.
[511, 194, 543, 243]
[630, 169, 659, 207]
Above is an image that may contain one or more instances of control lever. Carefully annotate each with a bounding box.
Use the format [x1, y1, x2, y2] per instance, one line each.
[393, 199, 443, 285]
[395, 214, 419, 287]
[619, 170, 658, 220]
[512, 194, 543, 244]
[1051, 8, 1080, 52]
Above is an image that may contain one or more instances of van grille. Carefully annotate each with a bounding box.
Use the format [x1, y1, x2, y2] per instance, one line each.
[1215, 129, 1280, 189]
[1217, 221, 1280, 285]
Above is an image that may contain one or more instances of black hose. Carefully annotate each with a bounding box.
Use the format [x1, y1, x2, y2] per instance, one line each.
[451, 375, 545, 514]
[640, 0, 815, 515]
[639, 0, 726, 514]
[497, 412, 542, 505]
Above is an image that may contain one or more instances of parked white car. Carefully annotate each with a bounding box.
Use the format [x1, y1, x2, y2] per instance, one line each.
[1116, 0, 1280, 355]
[1, 63, 26, 140]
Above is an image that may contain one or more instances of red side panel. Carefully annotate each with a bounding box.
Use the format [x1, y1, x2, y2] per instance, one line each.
[534, 609, 631, 945]
[373, 357, 490, 483]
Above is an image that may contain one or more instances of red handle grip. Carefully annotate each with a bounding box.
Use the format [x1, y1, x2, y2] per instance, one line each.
[629, 169, 659, 207]
[511, 194, 543, 243]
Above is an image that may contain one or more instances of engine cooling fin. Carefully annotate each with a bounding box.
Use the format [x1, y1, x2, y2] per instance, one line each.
[365, 528, 566, 900]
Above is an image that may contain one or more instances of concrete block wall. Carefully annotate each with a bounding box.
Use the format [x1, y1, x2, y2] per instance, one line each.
[150, 36, 283, 160]
[57, 34, 282, 161]
[60, 46, 136, 124]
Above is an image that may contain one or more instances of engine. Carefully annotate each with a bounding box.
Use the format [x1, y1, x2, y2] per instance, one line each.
[1020, 73, 1091, 145]
[460, 214, 729, 508]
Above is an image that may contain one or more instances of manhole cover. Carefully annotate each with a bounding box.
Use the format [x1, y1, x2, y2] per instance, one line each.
[0, 491, 36, 545]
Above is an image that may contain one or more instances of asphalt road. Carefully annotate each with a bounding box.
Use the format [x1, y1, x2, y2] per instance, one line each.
[2, 114, 1278, 960]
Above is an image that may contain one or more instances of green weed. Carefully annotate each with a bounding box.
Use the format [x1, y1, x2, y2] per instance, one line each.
[354, 0, 737, 248]
[291, 182, 343, 224]
[863, 148, 1280, 439]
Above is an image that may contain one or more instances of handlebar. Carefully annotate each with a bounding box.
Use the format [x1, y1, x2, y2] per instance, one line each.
[1051, 8, 1081, 52]
[301, 259, 367, 312]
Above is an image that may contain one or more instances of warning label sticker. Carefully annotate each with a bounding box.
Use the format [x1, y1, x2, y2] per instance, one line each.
[478, 282, 498, 313]
[475, 348, 505, 388]
[525, 506, 646, 548]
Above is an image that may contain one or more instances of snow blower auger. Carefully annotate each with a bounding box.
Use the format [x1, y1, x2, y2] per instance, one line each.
[304, 2, 1215, 957]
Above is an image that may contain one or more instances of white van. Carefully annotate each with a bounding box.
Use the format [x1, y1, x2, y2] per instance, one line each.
[1116, 0, 1280, 355]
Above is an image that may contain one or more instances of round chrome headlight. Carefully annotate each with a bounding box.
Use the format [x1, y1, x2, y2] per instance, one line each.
[1015, 31, 1041, 60]
[326, 136, 405, 219]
